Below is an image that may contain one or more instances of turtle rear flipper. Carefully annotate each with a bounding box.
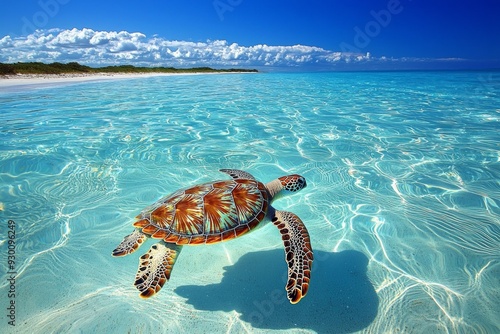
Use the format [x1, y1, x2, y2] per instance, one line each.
[112, 229, 146, 257]
[219, 168, 256, 180]
[272, 210, 313, 304]
[134, 243, 182, 298]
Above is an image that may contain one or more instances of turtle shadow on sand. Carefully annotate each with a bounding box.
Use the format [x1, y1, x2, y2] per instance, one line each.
[175, 249, 378, 333]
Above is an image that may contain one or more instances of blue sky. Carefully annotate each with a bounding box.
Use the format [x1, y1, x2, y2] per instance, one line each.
[1, 0, 499, 70]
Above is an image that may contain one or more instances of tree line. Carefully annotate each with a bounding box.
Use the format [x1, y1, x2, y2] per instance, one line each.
[0, 62, 258, 75]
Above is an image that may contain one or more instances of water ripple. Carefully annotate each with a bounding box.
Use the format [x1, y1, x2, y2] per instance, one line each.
[1, 72, 499, 333]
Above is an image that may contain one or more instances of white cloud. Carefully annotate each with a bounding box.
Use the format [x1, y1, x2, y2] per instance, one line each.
[0, 35, 14, 48]
[0, 28, 465, 69]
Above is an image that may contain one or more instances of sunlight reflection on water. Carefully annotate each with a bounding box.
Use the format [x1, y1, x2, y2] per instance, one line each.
[0, 71, 499, 333]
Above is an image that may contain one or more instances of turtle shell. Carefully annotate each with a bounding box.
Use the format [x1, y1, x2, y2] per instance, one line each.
[133, 179, 269, 245]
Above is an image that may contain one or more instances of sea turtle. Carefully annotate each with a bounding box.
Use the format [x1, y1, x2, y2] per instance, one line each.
[112, 169, 313, 304]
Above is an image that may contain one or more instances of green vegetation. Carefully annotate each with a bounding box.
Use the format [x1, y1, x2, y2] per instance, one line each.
[0, 62, 258, 75]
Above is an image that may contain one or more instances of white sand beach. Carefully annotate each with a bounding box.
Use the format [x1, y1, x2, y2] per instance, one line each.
[0, 72, 247, 91]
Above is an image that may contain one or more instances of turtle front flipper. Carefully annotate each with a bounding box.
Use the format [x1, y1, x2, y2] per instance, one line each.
[134, 243, 182, 298]
[112, 229, 146, 257]
[272, 210, 313, 304]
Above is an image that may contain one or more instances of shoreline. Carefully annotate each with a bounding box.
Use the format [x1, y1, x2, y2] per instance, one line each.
[0, 71, 256, 91]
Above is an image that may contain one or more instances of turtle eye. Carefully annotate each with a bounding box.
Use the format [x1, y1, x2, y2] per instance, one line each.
[297, 177, 306, 188]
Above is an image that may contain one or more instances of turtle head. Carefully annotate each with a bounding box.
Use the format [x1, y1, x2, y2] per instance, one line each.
[278, 174, 307, 193]
[266, 174, 307, 201]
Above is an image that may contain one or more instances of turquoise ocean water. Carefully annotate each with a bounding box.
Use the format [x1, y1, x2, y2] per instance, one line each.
[0, 71, 499, 333]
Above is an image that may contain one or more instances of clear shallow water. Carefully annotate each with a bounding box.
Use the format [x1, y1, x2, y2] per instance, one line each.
[0, 71, 499, 333]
